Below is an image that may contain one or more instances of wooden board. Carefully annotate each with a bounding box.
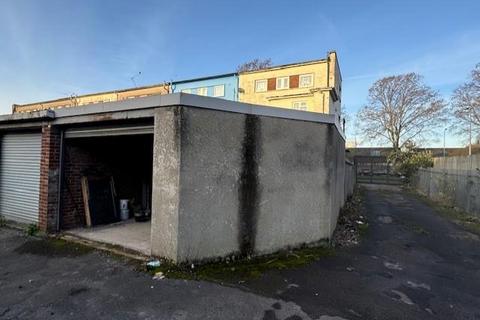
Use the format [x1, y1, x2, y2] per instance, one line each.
[81, 176, 92, 227]
[81, 176, 118, 226]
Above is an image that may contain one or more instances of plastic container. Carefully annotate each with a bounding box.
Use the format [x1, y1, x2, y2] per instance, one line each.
[120, 208, 129, 221]
[119, 199, 129, 210]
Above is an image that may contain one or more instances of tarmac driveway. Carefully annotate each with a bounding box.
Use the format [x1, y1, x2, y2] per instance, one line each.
[1, 185, 480, 319]
[241, 185, 480, 319]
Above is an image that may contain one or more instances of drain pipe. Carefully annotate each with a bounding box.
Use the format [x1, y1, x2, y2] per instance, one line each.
[55, 130, 65, 232]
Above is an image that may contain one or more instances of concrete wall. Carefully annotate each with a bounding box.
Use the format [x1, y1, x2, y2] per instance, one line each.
[414, 167, 480, 218]
[433, 154, 480, 174]
[151, 105, 348, 262]
[413, 154, 480, 217]
[344, 161, 355, 200]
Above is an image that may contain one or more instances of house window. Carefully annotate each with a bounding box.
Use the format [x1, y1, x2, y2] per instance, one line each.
[292, 101, 308, 111]
[299, 74, 313, 88]
[181, 89, 191, 94]
[255, 79, 267, 92]
[213, 85, 225, 97]
[276, 77, 289, 90]
[197, 87, 208, 96]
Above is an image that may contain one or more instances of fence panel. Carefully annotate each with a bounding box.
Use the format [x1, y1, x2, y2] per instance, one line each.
[415, 168, 480, 217]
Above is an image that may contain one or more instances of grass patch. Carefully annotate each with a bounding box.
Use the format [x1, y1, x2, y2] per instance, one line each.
[147, 245, 335, 283]
[405, 187, 480, 236]
[25, 224, 39, 236]
[358, 222, 369, 236]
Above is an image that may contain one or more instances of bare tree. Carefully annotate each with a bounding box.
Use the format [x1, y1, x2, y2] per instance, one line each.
[236, 58, 272, 73]
[357, 73, 446, 151]
[451, 63, 480, 138]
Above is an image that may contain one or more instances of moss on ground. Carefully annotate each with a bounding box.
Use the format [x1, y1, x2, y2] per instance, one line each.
[15, 237, 94, 257]
[404, 187, 480, 236]
[146, 245, 335, 283]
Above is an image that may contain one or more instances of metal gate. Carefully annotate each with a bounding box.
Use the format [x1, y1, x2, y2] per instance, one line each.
[0, 132, 42, 223]
[354, 155, 403, 185]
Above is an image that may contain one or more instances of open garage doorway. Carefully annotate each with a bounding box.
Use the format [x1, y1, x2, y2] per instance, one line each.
[60, 125, 153, 255]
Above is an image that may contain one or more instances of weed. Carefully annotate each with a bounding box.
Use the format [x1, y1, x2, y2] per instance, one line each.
[358, 223, 369, 236]
[25, 224, 39, 236]
[333, 186, 368, 246]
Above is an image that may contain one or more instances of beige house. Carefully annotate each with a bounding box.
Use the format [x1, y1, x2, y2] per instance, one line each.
[238, 51, 341, 115]
[13, 84, 170, 113]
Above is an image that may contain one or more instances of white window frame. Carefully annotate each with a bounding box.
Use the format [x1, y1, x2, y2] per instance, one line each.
[299, 73, 314, 88]
[197, 87, 208, 96]
[181, 89, 192, 94]
[213, 85, 225, 97]
[292, 101, 308, 111]
[276, 76, 289, 90]
[255, 79, 267, 92]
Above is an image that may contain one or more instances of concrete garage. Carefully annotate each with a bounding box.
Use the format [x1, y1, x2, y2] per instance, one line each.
[0, 94, 353, 262]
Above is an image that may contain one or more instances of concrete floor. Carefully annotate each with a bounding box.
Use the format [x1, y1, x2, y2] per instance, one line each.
[67, 219, 151, 255]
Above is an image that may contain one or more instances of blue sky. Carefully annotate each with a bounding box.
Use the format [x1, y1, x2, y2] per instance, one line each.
[1, 0, 479, 146]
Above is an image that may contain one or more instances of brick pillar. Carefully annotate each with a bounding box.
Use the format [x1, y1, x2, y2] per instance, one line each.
[38, 125, 61, 233]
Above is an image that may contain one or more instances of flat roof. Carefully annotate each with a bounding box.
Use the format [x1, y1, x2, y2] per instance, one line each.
[238, 57, 328, 75]
[0, 93, 345, 140]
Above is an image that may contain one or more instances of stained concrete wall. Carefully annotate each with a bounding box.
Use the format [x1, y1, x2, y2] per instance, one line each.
[151, 108, 181, 260]
[344, 161, 356, 200]
[151, 105, 348, 262]
[433, 154, 480, 174]
[413, 155, 480, 218]
[414, 168, 480, 218]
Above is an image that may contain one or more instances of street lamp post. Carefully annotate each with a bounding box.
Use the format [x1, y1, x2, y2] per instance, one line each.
[468, 104, 473, 172]
[443, 127, 447, 158]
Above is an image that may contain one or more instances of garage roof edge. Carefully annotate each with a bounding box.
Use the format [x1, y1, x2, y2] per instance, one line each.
[0, 109, 55, 123]
[0, 93, 345, 139]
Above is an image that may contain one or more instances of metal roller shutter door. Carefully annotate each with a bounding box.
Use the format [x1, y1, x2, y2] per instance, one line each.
[64, 125, 154, 138]
[0, 132, 42, 224]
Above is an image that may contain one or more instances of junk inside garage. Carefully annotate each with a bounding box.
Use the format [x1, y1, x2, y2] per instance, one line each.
[62, 131, 153, 255]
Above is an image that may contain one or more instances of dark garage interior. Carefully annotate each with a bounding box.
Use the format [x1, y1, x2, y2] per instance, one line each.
[61, 133, 154, 230]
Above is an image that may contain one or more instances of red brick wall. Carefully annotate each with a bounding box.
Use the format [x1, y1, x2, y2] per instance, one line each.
[38, 125, 61, 232]
[60, 142, 110, 229]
